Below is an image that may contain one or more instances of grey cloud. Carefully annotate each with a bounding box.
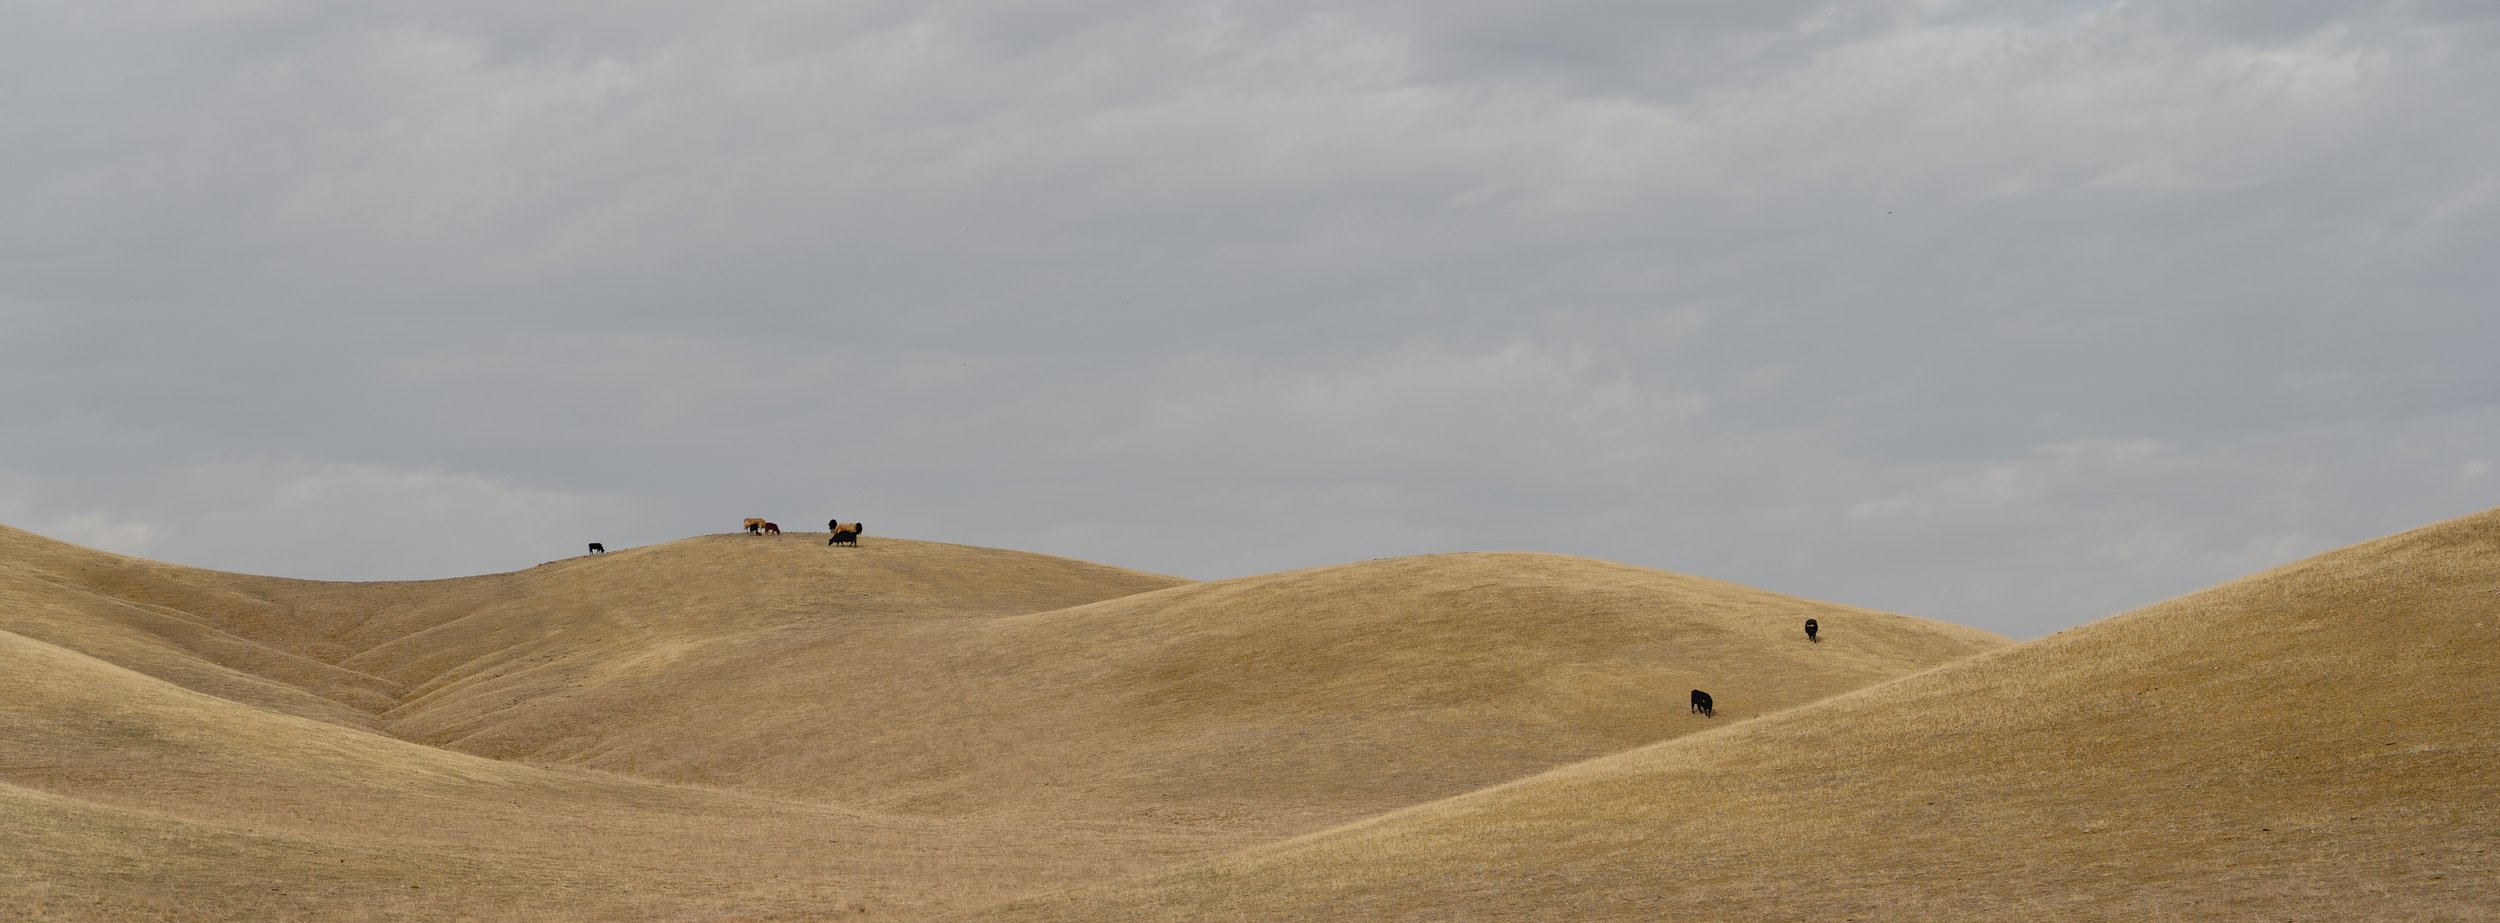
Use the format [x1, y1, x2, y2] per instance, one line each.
[4, 1, 2497, 638]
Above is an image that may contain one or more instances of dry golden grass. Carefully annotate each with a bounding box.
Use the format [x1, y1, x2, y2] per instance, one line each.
[2, 522, 2002, 920]
[911, 552, 2008, 829]
[979, 508, 2500, 922]
[0, 605, 1233, 921]
[159, 531, 1999, 832]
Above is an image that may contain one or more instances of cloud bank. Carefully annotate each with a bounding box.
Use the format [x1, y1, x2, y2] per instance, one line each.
[4, 1, 2495, 636]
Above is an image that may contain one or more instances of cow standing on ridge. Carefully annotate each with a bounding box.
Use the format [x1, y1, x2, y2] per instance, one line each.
[1690, 689, 1714, 718]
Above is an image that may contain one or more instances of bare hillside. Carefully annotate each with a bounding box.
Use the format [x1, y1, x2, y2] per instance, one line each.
[980, 508, 2500, 921]
[0, 627, 1232, 921]
[236, 534, 1192, 785]
[203, 535, 2004, 836]
[0, 524, 402, 724]
[889, 552, 2008, 828]
[2, 523, 2008, 919]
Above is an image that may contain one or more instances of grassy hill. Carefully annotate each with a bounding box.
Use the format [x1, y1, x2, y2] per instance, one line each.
[169, 533, 2002, 836]
[2, 522, 2009, 919]
[978, 508, 2500, 921]
[0, 528, 1233, 921]
[908, 551, 2008, 829]
[0, 624, 1235, 921]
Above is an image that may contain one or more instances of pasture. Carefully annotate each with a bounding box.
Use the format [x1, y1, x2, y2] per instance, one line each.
[4, 509, 2497, 920]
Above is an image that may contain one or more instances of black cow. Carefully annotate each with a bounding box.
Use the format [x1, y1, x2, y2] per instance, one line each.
[587, 543, 605, 554]
[830, 522, 864, 546]
[1690, 689, 1714, 718]
[1805, 618, 1819, 642]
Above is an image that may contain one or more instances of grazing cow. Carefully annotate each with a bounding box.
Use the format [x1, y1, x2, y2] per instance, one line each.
[743, 518, 766, 535]
[1690, 689, 1714, 718]
[763, 522, 782, 535]
[587, 543, 605, 554]
[1805, 618, 1819, 643]
[830, 522, 863, 546]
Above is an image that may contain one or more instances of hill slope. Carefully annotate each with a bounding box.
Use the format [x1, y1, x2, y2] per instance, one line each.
[0, 538, 1238, 921]
[287, 544, 2003, 833]
[979, 508, 2500, 921]
[183, 535, 2003, 837]
[3, 524, 2008, 919]
[229, 534, 1193, 787]
[0, 524, 402, 726]
[892, 552, 2007, 828]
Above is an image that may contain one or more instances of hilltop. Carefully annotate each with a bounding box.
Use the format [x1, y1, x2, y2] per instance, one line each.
[981, 508, 2500, 921]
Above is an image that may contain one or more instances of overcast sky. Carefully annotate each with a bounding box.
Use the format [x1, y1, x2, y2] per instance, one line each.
[4, 1, 2495, 638]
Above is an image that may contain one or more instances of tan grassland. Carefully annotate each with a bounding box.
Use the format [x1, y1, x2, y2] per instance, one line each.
[1, 524, 2000, 920]
[979, 508, 2500, 922]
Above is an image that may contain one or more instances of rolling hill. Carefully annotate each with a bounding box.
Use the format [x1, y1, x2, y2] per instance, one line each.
[0, 527, 1233, 920]
[977, 508, 2500, 921]
[0, 624, 1234, 921]
[1, 522, 2006, 919]
[138, 532, 2004, 833]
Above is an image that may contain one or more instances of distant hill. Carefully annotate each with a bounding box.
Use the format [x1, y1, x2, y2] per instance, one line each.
[979, 508, 2500, 921]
